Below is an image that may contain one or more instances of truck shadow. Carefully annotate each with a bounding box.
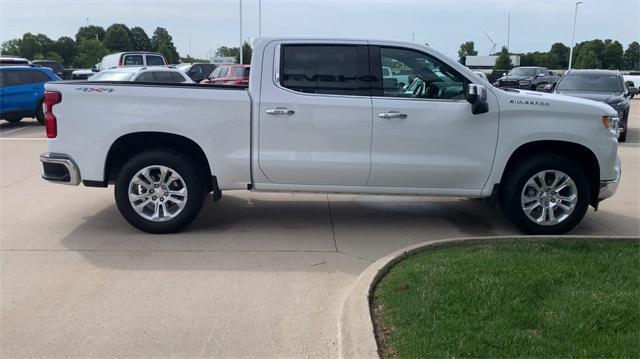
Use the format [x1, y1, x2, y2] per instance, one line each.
[58, 192, 635, 272]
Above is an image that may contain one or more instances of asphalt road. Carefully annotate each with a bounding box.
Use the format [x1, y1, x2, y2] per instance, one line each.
[1, 101, 639, 357]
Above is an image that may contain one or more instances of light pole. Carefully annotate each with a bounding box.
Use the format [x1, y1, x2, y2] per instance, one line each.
[239, 0, 243, 64]
[259, 0, 262, 38]
[568, 1, 583, 70]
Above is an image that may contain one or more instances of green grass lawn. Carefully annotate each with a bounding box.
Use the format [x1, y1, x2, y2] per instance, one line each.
[372, 240, 640, 358]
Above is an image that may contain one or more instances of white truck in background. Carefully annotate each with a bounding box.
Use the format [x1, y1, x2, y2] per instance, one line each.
[41, 38, 621, 235]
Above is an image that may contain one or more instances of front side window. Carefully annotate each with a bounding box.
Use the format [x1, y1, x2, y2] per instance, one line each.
[280, 44, 369, 96]
[3, 70, 35, 86]
[146, 56, 165, 66]
[123, 55, 143, 66]
[378, 47, 465, 100]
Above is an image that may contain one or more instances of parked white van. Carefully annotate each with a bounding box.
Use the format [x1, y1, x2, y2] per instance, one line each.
[99, 52, 167, 70]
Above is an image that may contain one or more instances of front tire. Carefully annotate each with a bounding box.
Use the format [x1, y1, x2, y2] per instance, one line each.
[500, 154, 590, 235]
[4, 116, 22, 123]
[115, 150, 206, 234]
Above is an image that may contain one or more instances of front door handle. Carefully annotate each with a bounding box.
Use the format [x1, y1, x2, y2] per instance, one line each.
[378, 111, 408, 119]
[266, 107, 295, 115]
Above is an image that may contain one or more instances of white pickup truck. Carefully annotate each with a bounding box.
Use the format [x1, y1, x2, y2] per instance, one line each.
[41, 38, 621, 235]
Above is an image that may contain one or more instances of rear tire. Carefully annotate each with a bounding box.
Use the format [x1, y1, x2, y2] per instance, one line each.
[500, 154, 590, 235]
[618, 129, 627, 142]
[35, 103, 45, 125]
[115, 150, 206, 234]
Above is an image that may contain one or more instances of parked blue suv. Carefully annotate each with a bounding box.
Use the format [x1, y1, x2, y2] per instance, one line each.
[0, 65, 61, 124]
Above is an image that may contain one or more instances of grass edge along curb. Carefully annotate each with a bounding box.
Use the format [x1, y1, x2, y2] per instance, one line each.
[337, 235, 639, 359]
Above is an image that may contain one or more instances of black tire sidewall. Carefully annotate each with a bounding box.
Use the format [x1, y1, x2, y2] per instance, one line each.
[501, 154, 590, 235]
[35, 103, 45, 125]
[115, 150, 205, 234]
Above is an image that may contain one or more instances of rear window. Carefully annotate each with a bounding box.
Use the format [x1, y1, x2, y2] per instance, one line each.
[90, 71, 135, 81]
[123, 55, 144, 66]
[280, 44, 369, 96]
[146, 56, 165, 66]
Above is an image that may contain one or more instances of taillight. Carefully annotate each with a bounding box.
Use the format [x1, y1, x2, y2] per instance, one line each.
[44, 91, 62, 138]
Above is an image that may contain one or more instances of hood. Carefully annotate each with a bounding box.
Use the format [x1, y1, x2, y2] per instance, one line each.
[496, 88, 617, 117]
[555, 91, 625, 104]
[498, 75, 533, 82]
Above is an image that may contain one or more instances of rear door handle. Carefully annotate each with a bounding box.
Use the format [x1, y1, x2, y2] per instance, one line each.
[266, 107, 295, 115]
[378, 111, 407, 119]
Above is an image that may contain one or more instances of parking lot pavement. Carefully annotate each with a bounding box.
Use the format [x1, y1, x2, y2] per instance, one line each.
[0, 118, 45, 139]
[1, 103, 639, 357]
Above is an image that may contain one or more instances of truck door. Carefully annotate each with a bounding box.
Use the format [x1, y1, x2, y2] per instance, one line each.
[257, 42, 373, 186]
[368, 45, 499, 191]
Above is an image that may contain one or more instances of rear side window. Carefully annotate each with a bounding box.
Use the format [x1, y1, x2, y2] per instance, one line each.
[153, 71, 177, 82]
[3, 70, 35, 86]
[170, 72, 187, 82]
[146, 56, 165, 66]
[135, 72, 154, 82]
[123, 55, 143, 66]
[33, 71, 52, 82]
[233, 67, 250, 77]
[280, 44, 370, 96]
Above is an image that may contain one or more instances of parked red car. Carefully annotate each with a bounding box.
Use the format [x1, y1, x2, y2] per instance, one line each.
[201, 64, 249, 86]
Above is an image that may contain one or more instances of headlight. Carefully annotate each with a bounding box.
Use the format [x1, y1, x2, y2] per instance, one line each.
[602, 116, 620, 137]
[519, 80, 531, 85]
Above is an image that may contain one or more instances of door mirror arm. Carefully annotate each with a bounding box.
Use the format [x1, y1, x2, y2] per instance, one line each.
[466, 83, 489, 115]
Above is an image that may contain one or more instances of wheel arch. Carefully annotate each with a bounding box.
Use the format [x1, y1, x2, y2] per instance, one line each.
[103, 131, 215, 192]
[499, 140, 601, 207]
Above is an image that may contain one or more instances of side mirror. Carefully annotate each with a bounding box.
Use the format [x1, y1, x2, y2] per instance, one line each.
[629, 87, 638, 95]
[466, 84, 489, 115]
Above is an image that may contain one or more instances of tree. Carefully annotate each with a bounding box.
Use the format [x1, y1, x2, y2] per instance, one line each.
[54, 36, 76, 66]
[623, 41, 639, 70]
[180, 55, 209, 63]
[575, 48, 602, 69]
[75, 25, 106, 42]
[34, 52, 63, 63]
[18, 33, 41, 59]
[215, 42, 252, 64]
[103, 24, 133, 52]
[549, 42, 570, 68]
[151, 27, 179, 63]
[130, 27, 152, 51]
[494, 46, 513, 69]
[1, 39, 22, 55]
[73, 38, 109, 68]
[601, 40, 623, 70]
[457, 41, 478, 64]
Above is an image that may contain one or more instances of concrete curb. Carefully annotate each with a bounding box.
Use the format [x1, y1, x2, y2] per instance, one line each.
[337, 235, 639, 359]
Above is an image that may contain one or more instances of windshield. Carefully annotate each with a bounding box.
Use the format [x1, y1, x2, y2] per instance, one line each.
[90, 71, 135, 81]
[557, 74, 623, 93]
[508, 68, 537, 77]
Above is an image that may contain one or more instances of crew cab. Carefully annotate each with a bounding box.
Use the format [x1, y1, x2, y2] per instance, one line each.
[40, 38, 621, 235]
[495, 66, 560, 91]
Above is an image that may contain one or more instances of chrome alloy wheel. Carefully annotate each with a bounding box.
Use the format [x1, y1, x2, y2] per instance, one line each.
[520, 170, 578, 226]
[128, 165, 188, 222]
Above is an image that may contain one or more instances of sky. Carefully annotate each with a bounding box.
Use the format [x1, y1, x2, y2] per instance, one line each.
[0, 0, 638, 60]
